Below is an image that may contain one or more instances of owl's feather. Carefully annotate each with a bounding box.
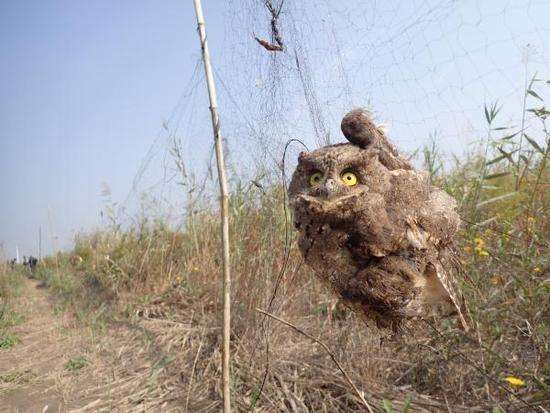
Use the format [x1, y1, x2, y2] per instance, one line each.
[289, 108, 469, 331]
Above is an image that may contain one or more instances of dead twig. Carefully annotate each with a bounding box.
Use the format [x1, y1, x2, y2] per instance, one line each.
[256, 308, 374, 413]
[254, 37, 283, 52]
[254, 0, 284, 52]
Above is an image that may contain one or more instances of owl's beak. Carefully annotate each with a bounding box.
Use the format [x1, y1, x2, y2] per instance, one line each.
[314, 178, 339, 198]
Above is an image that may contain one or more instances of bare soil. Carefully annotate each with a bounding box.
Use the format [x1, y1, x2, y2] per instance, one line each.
[0, 277, 176, 412]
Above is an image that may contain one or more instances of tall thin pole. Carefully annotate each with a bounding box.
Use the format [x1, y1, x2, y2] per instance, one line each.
[191, 1, 232, 412]
[38, 226, 42, 261]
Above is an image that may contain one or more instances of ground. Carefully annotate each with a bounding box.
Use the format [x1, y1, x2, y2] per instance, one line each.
[0, 276, 177, 412]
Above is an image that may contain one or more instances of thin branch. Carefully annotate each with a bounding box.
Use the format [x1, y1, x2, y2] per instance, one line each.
[256, 308, 374, 413]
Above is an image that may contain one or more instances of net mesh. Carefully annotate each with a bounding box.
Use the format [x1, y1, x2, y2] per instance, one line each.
[121, 0, 550, 218]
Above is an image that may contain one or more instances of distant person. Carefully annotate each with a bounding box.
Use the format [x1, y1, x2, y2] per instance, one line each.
[28, 256, 38, 272]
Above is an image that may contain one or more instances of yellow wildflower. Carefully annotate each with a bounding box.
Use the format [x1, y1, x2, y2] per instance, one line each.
[526, 216, 535, 234]
[504, 376, 525, 387]
[474, 237, 489, 257]
[533, 267, 541, 273]
[490, 275, 502, 285]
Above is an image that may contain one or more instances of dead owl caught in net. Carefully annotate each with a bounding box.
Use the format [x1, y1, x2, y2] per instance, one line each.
[289, 108, 469, 332]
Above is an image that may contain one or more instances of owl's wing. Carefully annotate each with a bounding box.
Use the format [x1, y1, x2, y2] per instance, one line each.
[434, 253, 470, 331]
[422, 187, 461, 245]
[405, 217, 470, 331]
[386, 169, 460, 247]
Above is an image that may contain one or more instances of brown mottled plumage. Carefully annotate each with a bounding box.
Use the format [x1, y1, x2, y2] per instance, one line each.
[289, 108, 469, 331]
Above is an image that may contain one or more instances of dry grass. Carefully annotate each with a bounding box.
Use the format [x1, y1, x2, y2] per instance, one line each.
[28, 150, 548, 411]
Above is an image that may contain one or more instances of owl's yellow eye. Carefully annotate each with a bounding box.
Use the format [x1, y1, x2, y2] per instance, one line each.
[309, 171, 323, 187]
[341, 171, 358, 186]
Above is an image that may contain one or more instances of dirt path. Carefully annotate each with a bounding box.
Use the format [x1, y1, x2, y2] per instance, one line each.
[0, 277, 177, 412]
[0, 277, 68, 412]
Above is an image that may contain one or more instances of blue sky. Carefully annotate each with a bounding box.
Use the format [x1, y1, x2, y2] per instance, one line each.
[0, 0, 214, 257]
[1, 0, 549, 258]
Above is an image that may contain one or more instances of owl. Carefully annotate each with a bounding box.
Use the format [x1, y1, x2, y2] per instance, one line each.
[289, 109, 469, 331]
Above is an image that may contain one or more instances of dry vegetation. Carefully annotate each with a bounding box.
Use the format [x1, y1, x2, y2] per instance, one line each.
[3, 95, 549, 411]
[0, 265, 24, 351]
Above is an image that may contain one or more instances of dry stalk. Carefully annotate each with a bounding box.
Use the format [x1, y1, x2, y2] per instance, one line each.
[185, 336, 204, 413]
[475, 321, 492, 402]
[256, 308, 374, 413]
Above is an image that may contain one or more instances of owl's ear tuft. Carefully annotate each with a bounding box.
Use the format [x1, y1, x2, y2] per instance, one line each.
[298, 151, 308, 162]
[341, 108, 383, 149]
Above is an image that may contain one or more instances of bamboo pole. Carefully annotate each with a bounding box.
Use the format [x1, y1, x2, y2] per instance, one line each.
[191, 1, 232, 412]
